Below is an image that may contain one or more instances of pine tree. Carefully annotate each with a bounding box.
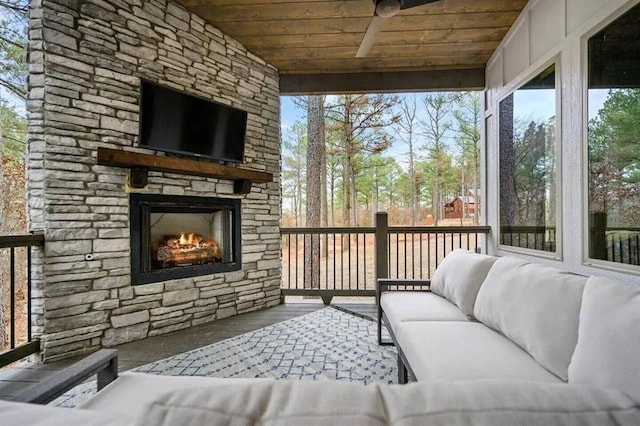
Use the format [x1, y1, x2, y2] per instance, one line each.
[304, 96, 324, 289]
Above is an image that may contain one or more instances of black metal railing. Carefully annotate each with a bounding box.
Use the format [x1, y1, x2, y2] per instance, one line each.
[603, 228, 640, 266]
[281, 227, 375, 303]
[500, 224, 640, 265]
[281, 213, 490, 303]
[590, 213, 640, 265]
[500, 226, 557, 252]
[387, 226, 489, 280]
[0, 233, 44, 368]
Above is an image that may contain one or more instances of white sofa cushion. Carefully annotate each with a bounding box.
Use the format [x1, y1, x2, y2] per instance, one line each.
[0, 399, 131, 426]
[380, 291, 468, 335]
[80, 372, 267, 421]
[395, 321, 562, 383]
[430, 249, 498, 316]
[136, 378, 640, 426]
[568, 276, 640, 400]
[381, 381, 640, 425]
[140, 380, 386, 426]
[473, 256, 587, 380]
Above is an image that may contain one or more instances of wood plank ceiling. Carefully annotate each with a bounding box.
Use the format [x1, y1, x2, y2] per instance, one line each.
[177, 0, 529, 93]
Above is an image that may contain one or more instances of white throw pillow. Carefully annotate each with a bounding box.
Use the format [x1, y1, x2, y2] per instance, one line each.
[430, 249, 498, 317]
[568, 276, 640, 400]
[473, 256, 587, 380]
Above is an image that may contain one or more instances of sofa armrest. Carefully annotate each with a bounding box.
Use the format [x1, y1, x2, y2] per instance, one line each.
[11, 349, 118, 404]
[376, 279, 431, 345]
[376, 279, 432, 316]
[377, 278, 432, 292]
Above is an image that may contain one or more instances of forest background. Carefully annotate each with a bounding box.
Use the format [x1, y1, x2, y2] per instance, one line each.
[1, 0, 29, 349]
[280, 93, 482, 228]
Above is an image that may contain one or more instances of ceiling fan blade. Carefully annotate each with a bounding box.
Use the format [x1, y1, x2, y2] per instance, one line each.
[399, 0, 441, 10]
[356, 15, 387, 58]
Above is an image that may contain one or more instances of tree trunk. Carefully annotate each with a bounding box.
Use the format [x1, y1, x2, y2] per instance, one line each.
[473, 147, 479, 225]
[473, 108, 480, 226]
[0, 134, 6, 347]
[460, 169, 465, 226]
[409, 139, 416, 226]
[373, 166, 379, 223]
[434, 168, 440, 226]
[351, 168, 357, 226]
[320, 122, 328, 227]
[304, 95, 324, 289]
[342, 118, 352, 228]
[329, 166, 335, 226]
[499, 95, 516, 229]
[296, 163, 302, 226]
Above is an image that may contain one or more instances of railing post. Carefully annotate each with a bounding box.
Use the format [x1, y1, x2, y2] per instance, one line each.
[375, 212, 389, 280]
[589, 212, 607, 260]
[375, 212, 388, 345]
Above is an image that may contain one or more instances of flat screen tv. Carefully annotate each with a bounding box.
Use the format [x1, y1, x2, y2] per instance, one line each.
[139, 80, 247, 164]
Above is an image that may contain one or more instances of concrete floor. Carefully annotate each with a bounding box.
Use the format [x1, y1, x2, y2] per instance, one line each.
[0, 300, 376, 401]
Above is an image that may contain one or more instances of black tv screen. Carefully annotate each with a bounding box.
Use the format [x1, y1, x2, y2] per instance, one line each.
[139, 81, 247, 163]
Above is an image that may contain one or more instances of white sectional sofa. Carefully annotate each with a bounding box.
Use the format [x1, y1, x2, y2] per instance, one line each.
[378, 249, 640, 401]
[2, 249, 640, 425]
[2, 370, 640, 425]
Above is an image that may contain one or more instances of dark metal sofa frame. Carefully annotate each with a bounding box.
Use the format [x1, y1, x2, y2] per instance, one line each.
[10, 349, 119, 404]
[376, 278, 432, 384]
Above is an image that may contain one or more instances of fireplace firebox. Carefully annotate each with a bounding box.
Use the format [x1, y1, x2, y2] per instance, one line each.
[130, 194, 241, 285]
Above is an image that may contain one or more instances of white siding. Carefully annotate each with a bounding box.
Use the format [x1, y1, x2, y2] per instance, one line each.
[503, 18, 530, 82]
[530, 0, 565, 62]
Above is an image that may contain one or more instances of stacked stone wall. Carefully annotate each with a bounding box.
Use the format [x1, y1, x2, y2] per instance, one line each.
[27, 0, 281, 361]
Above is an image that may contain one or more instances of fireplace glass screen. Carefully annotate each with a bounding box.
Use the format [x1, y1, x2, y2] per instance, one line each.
[131, 194, 241, 285]
[150, 210, 232, 268]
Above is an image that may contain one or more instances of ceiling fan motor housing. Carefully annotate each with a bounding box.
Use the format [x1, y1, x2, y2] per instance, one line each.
[375, 0, 401, 18]
[360, 0, 442, 58]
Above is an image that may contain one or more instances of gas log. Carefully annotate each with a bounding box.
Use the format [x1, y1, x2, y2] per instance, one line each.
[157, 233, 221, 266]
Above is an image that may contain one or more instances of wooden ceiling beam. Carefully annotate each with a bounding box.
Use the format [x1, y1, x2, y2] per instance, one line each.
[260, 41, 497, 60]
[280, 68, 485, 94]
[181, 0, 525, 22]
[189, 0, 519, 6]
[273, 54, 488, 73]
[241, 27, 509, 49]
[198, 12, 521, 36]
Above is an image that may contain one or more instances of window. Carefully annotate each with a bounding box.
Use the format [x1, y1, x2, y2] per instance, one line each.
[587, 3, 640, 266]
[499, 64, 558, 253]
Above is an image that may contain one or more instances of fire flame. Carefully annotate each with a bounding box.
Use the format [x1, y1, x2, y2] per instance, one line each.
[179, 232, 200, 246]
[159, 232, 220, 256]
[156, 232, 221, 264]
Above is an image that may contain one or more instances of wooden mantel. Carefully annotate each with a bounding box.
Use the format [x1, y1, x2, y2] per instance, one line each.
[97, 147, 273, 194]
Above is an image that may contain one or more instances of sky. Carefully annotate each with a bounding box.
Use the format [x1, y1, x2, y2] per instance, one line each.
[280, 93, 441, 165]
[281, 88, 612, 157]
[280, 97, 305, 131]
[0, 85, 26, 116]
[588, 89, 610, 119]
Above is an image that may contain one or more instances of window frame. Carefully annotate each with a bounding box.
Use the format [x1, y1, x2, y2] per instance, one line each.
[496, 57, 563, 260]
[581, 2, 640, 274]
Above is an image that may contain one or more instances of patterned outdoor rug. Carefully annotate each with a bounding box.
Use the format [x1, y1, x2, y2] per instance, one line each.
[53, 307, 397, 407]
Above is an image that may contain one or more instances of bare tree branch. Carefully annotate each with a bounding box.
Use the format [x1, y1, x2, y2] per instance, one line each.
[0, 0, 28, 13]
[0, 78, 26, 99]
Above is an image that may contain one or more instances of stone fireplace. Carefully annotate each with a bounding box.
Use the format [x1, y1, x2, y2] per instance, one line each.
[130, 194, 242, 285]
[27, 0, 282, 361]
